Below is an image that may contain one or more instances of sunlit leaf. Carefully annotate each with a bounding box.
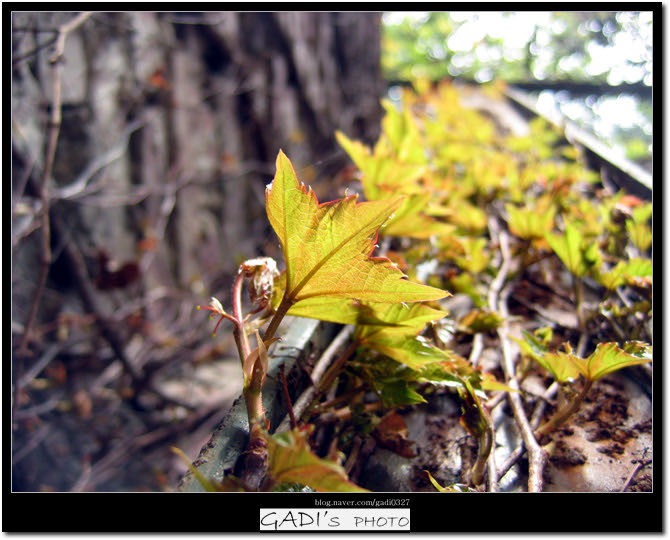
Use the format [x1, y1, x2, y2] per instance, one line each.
[626, 220, 652, 251]
[578, 341, 652, 381]
[379, 191, 453, 239]
[266, 427, 368, 492]
[545, 220, 599, 277]
[631, 202, 652, 224]
[416, 362, 463, 388]
[622, 341, 653, 359]
[358, 330, 453, 370]
[514, 338, 581, 383]
[336, 131, 449, 239]
[335, 131, 426, 199]
[424, 470, 476, 492]
[596, 258, 653, 290]
[479, 372, 518, 393]
[454, 237, 490, 273]
[266, 151, 448, 305]
[519, 337, 653, 383]
[444, 201, 488, 234]
[283, 296, 446, 330]
[380, 99, 427, 165]
[506, 203, 556, 240]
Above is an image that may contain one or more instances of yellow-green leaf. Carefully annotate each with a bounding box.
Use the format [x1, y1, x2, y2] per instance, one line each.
[545, 220, 598, 277]
[286, 297, 447, 330]
[626, 220, 652, 251]
[335, 131, 426, 200]
[266, 151, 448, 305]
[514, 337, 581, 383]
[596, 258, 653, 290]
[506, 203, 556, 240]
[579, 341, 652, 381]
[359, 331, 453, 370]
[266, 427, 368, 492]
[424, 470, 476, 492]
[380, 192, 453, 239]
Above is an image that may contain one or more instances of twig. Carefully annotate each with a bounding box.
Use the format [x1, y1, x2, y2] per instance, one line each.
[50, 119, 146, 201]
[12, 35, 59, 66]
[487, 445, 498, 492]
[276, 325, 355, 433]
[15, 342, 65, 390]
[529, 381, 559, 430]
[496, 382, 558, 483]
[13, 398, 61, 420]
[620, 453, 651, 493]
[17, 12, 93, 355]
[11, 424, 53, 465]
[69, 403, 223, 491]
[469, 333, 484, 368]
[489, 217, 546, 492]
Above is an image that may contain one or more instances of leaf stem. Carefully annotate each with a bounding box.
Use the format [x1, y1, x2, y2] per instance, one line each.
[232, 270, 252, 363]
[535, 378, 593, 437]
[263, 293, 293, 342]
[471, 424, 494, 486]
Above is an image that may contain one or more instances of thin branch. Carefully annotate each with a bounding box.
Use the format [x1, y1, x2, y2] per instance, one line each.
[487, 444, 498, 492]
[489, 216, 546, 492]
[496, 382, 558, 483]
[12, 35, 59, 66]
[11, 424, 53, 465]
[15, 342, 66, 390]
[13, 398, 61, 420]
[50, 119, 146, 201]
[17, 12, 93, 355]
[469, 333, 484, 368]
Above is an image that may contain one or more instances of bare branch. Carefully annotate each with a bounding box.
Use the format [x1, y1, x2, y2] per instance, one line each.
[50, 118, 146, 201]
[488, 216, 546, 492]
[17, 12, 93, 354]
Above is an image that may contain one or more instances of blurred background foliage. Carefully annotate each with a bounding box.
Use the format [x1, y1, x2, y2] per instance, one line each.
[381, 11, 653, 171]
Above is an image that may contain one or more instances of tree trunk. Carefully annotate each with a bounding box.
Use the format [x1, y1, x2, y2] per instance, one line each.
[10, 11, 384, 492]
[12, 10, 384, 326]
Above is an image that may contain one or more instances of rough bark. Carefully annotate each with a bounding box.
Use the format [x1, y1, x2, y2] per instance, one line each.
[12, 10, 384, 327]
[11, 11, 384, 492]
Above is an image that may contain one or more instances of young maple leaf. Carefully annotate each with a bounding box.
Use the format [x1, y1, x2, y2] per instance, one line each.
[266, 150, 448, 307]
